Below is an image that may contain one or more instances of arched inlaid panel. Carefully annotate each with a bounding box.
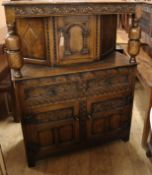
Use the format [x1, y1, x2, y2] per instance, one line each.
[55, 15, 98, 65]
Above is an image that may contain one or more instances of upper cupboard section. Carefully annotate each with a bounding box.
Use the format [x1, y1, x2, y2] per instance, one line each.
[16, 15, 117, 66]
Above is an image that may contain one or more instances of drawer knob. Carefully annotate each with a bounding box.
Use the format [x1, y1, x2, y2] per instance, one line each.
[88, 114, 92, 119]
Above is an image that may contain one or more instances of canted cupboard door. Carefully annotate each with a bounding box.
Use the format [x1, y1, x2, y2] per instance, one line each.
[86, 95, 133, 141]
[16, 17, 54, 65]
[55, 16, 98, 65]
[23, 102, 80, 158]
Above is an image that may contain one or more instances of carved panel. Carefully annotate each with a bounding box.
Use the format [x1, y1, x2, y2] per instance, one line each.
[86, 85, 133, 139]
[32, 118, 80, 152]
[25, 81, 84, 106]
[14, 4, 136, 17]
[16, 17, 51, 65]
[24, 67, 132, 107]
[92, 96, 132, 114]
[34, 122, 79, 151]
[32, 108, 73, 124]
[24, 101, 80, 154]
[90, 112, 128, 136]
[55, 16, 97, 65]
[86, 68, 130, 96]
[86, 95, 132, 140]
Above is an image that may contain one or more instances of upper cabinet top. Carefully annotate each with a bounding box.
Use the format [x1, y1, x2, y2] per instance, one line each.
[3, 0, 143, 5]
[2, 0, 143, 16]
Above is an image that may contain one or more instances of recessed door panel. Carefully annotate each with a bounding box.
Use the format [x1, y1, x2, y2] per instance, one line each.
[16, 17, 54, 65]
[55, 16, 98, 65]
[23, 101, 80, 158]
[86, 95, 133, 141]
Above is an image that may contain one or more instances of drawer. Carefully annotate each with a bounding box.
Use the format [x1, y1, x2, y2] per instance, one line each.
[24, 74, 86, 107]
[23, 67, 134, 108]
[86, 67, 133, 96]
[87, 93, 133, 117]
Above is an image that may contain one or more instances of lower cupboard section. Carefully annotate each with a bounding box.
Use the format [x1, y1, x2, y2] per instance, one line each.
[22, 93, 133, 167]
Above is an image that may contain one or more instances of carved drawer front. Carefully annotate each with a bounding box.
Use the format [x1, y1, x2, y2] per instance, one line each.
[24, 67, 134, 108]
[16, 17, 54, 65]
[55, 15, 98, 65]
[24, 74, 87, 107]
[86, 94, 133, 141]
[23, 102, 80, 157]
[86, 67, 133, 96]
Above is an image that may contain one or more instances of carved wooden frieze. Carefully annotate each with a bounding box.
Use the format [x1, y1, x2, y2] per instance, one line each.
[25, 81, 85, 106]
[24, 67, 132, 107]
[13, 4, 137, 17]
[86, 71, 129, 96]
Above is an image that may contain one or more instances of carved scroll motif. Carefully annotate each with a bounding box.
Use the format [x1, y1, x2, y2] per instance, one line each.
[24, 68, 131, 107]
[15, 4, 136, 16]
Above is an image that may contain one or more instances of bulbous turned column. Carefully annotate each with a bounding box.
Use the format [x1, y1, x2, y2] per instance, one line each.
[5, 23, 23, 78]
[128, 14, 141, 64]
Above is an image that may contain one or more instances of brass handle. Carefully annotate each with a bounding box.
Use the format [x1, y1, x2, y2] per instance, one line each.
[88, 114, 92, 119]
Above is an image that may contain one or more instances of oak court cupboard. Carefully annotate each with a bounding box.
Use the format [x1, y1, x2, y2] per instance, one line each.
[3, 0, 142, 167]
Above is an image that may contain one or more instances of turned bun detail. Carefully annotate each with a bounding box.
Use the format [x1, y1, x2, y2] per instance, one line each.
[128, 15, 141, 63]
[5, 23, 23, 78]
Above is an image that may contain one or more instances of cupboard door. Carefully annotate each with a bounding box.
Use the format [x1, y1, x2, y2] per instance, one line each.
[23, 102, 80, 159]
[16, 17, 54, 65]
[55, 16, 98, 65]
[86, 95, 133, 141]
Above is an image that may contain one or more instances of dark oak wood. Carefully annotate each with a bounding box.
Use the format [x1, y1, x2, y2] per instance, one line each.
[16, 18, 51, 65]
[13, 53, 136, 166]
[55, 15, 98, 65]
[3, 0, 141, 167]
